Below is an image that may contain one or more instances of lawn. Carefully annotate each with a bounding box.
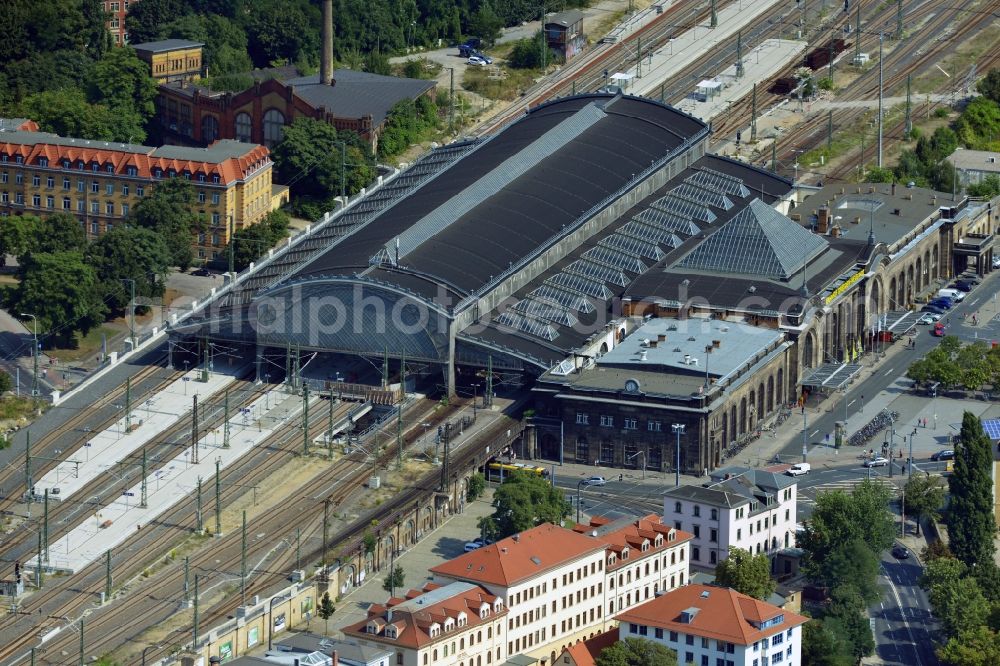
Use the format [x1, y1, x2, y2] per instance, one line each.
[45, 324, 120, 364]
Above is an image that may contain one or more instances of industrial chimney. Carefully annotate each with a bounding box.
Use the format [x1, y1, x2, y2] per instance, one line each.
[321, 0, 334, 86]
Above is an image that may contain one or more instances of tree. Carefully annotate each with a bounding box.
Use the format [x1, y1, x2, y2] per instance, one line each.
[362, 529, 377, 555]
[89, 46, 158, 139]
[946, 412, 997, 567]
[467, 2, 504, 44]
[271, 118, 376, 205]
[86, 227, 171, 311]
[13, 251, 107, 340]
[223, 209, 290, 271]
[130, 178, 205, 270]
[714, 547, 776, 601]
[382, 564, 406, 595]
[466, 473, 486, 502]
[801, 620, 853, 666]
[595, 638, 678, 666]
[938, 626, 1000, 666]
[507, 32, 558, 70]
[903, 472, 945, 536]
[968, 175, 1000, 199]
[35, 212, 88, 255]
[19, 89, 123, 142]
[317, 591, 336, 636]
[124, 0, 190, 45]
[921, 557, 992, 638]
[819, 538, 882, 604]
[823, 586, 875, 661]
[977, 68, 1000, 104]
[485, 471, 570, 539]
[0, 371, 13, 395]
[244, 0, 319, 68]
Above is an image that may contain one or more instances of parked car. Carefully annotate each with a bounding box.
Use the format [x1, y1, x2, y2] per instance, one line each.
[192, 267, 212, 277]
[467, 56, 488, 66]
[786, 463, 811, 476]
[993, 256, 1000, 269]
[931, 449, 955, 461]
[583, 476, 607, 486]
[928, 298, 953, 309]
[464, 541, 483, 552]
[471, 51, 493, 64]
[863, 456, 889, 468]
[892, 545, 910, 559]
[937, 288, 965, 302]
[955, 280, 975, 292]
[472, 536, 494, 546]
[921, 304, 946, 315]
[917, 313, 943, 325]
[933, 322, 946, 337]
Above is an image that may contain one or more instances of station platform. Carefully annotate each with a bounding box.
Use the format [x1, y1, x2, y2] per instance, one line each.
[26, 387, 311, 575]
[31, 367, 241, 502]
[675, 39, 807, 122]
[629, 0, 786, 99]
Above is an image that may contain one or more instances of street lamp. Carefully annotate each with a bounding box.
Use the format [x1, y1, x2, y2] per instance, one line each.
[626, 450, 646, 479]
[671, 424, 685, 487]
[21, 313, 39, 396]
[576, 479, 585, 524]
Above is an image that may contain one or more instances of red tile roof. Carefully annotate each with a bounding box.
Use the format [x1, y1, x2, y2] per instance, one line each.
[616, 584, 807, 646]
[429, 523, 606, 588]
[340, 581, 507, 650]
[559, 630, 618, 666]
[574, 514, 692, 571]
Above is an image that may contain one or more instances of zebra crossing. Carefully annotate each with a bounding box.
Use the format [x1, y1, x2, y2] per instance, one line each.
[798, 477, 895, 504]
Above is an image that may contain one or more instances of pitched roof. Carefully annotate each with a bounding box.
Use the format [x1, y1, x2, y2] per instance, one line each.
[616, 584, 808, 646]
[430, 523, 606, 587]
[285, 70, 436, 126]
[676, 198, 827, 279]
[572, 514, 692, 571]
[559, 630, 618, 666]
[340, 581, 506, 650]
[131, 38, 204, 53]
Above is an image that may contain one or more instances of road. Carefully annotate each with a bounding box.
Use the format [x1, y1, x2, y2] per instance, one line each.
[872, 548, 938, 666]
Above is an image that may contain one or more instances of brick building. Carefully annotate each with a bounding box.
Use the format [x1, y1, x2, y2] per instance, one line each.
[103, 0, 135, 45]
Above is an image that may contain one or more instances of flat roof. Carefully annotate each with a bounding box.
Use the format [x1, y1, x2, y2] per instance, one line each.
[131, 38, 204, 52]
[598, 317, 782, 382]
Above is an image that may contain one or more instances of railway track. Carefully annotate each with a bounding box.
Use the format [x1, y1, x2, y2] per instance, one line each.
[0, 394, 479, 664]
[0, 361, 181, 516]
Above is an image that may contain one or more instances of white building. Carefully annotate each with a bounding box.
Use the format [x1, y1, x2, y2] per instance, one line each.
[662, 467, 797, 571]
[615, 583, 808, 666]
[946, 148, 1000, 187]
[340, 581, 508, 666]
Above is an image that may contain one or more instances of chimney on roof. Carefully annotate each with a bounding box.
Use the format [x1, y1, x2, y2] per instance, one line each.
[321, 0, 334, 86]
[332, 650, 339, 666]
[512, 534, 519, 542]
[817, 206, 830, 234]
[657, 333, 666, 342]
[712, 339, 720, 349]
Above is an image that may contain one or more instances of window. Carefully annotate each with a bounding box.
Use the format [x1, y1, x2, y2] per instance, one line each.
[15, 192, 23, 204]
[0, 192, 7, 203]
[45, 196, 53, 209]
[91, 201, 99, 213]
[785, 508, 790, 521]
[136, 185, 144, 197]
[38, 157, 48, 167]
[46, 176, 54, 188]
[624, 418, 637, 430]
[15, 173, 22, 184]
[711, 508, 718, 520]
[127, 166, 137, 177]
[599, 415, 613, 427]
[0, 172, 6, 183]
[121, 203, 129, 216]
[710, 550, 717, 564]
[737, 529, 742, 540]
[772, 634, 784, 646]
[106, 202, 114, 215]
[692, 547, 700, 561]
[77, 200, 84, 212]
[235, 113, 252, 143]
[685, 635, 694, 646]
[655, 628, 663, 639]
[91, 222, 98, 234]
[670, 631, 678, 642]
[77, 180, 84, 192]
[63, 178, 70, 189]
[122, 184, 129, 196]
[91, 181, 99, 193]
[32, 174, 40, 186]
[105, 183, 114, 195]
[62, 197, 71, 210]
[693, 506, 701, 517]
[710, 529, 717, 543]
[262, 109, 285, 145]
[211, 212, 220, 224]
[106, 164, 113, 173]
[648, 420, 662, 431]
[770, 654, 783, 664]
[202, 115, 220, 143]
[32, 194, 40, 207]
[92, 163, 99, 172]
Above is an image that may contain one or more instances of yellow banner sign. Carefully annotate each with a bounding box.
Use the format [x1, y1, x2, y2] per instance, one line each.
[825, 270, 866, 305]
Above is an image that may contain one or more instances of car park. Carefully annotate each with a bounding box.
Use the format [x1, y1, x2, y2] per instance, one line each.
[931, 449, 955, 461]
[891, 545, 910, 559]
[863, 456, 889, 468]
[467, 56, 488, 66]
[583, 476, 607, 486]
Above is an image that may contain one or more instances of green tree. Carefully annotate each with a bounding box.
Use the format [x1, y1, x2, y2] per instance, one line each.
[244, 0, 319, 68]
[14, 251, 108, 340]
[272, 118, 376, 204]
[86, 227, 171, 311]
[968, 175, 1000, 199]
[35, 212, 88, 255]
[317, 591, 336, 636]
[946, 412, 998, 567]
[467, 2, 504, 44]
[382, 564, 406, 595]
[484, 471, 570, 539]
[130, 178, 205, 271]
[938, 626, 1000, 666]
[124, 0, 190, 45]
[714, 547, 776, 601]
[977, 68, 1000, 104]
[903, 472, 945, 536]
[866, 166, 895, 183]
[507, 32, 559, 70]
[819, 538, 882, 604]
[0, 371, 13, 395]
[595, 637, 678, 666]
[90, 46, 158, 137]
[222, 209, 290, 271]
[466, 472, 486, 502]
[801, 620, 853, 666]
[922, 557, 991, 638]
[823, 586, 875, 661]
[19, 89, 121, 142]
[362, 529, 377, 555]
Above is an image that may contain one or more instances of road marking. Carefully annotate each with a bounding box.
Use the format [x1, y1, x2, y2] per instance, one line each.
[810, 429, 820, 437]
[883, 564, 923, 666]
[884, 368, 895, 376]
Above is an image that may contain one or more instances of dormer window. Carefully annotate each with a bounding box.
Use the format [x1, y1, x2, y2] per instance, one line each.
[38, 158, 48, 167]
[608, 554, 616, 566]
[91, 162, 99, 171]
[655, 535, 664, 546]
[127, 166, 137, 177]
[621, 548, 629, 560]
[154, 168, 162, 178]
[641, 541, 649, 552]
[168, 169, 175, 178]
[77, 160, 84, 170]
[444, 618, 454, 632]
[62, 159, 70, 168]
[386, 625, 397, 638]
[457, 612, 467, 627]
[198, 173, 206, 182]
[212, 174, 220, 183]
[15, 155, 24, 164]
[105, 163, 113, 173]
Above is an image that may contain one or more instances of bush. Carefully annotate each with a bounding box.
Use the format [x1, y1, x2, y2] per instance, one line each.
[818, 77, 834, 91]
[934, 107, 951, 118]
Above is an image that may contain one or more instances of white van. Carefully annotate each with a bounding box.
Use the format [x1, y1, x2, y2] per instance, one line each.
[786, 463, 811, 476]
[937, 288, 965, 302]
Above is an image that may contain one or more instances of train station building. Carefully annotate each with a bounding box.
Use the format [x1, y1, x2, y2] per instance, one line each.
[172, 91, 997, 473]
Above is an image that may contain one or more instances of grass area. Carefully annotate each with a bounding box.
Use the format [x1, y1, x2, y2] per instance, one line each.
[588, 8, 627, 42]
[462, 65, 540, 100]
[913, 27, 1000, 94]
[0, 395, 47, 421]
[46, 324, 119, 363]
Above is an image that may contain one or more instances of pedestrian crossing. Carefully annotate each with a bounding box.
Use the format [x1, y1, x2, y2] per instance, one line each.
[798, 477, 895, 504]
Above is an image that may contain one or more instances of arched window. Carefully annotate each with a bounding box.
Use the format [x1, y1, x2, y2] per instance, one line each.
[235, 113, 252, 143]
[262, 109, 285, 146]
[201, 115, 219, 142]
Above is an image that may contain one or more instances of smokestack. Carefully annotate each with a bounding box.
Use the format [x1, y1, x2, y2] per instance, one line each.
[332, 650, 339, 666]
[321, 0, 334, 85]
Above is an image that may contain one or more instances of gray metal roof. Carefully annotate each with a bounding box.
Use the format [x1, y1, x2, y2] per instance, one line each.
[131, 38, 204, 53]
[0, 118, 31, 132]
[546, 9, 585, 27]
[676, 199, 827, 279]
[151, 139, 264, 162]
[285, 70, 436, 127]
[276, 633, 392, 662]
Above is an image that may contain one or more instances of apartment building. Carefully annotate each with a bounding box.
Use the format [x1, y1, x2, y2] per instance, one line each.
[0, 124, 276, 261]
[616, 584, 808, 666]
[341, 581, 508, 666]
[573, 514, 692, 616]
[133, 39, 204, 84]
[662, 467, 797, 571]
[103, 0, 135, 45]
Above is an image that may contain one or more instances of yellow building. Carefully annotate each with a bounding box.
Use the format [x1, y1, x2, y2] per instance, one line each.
[132, 39, 204, 84]
[0, 123, 277, 262]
